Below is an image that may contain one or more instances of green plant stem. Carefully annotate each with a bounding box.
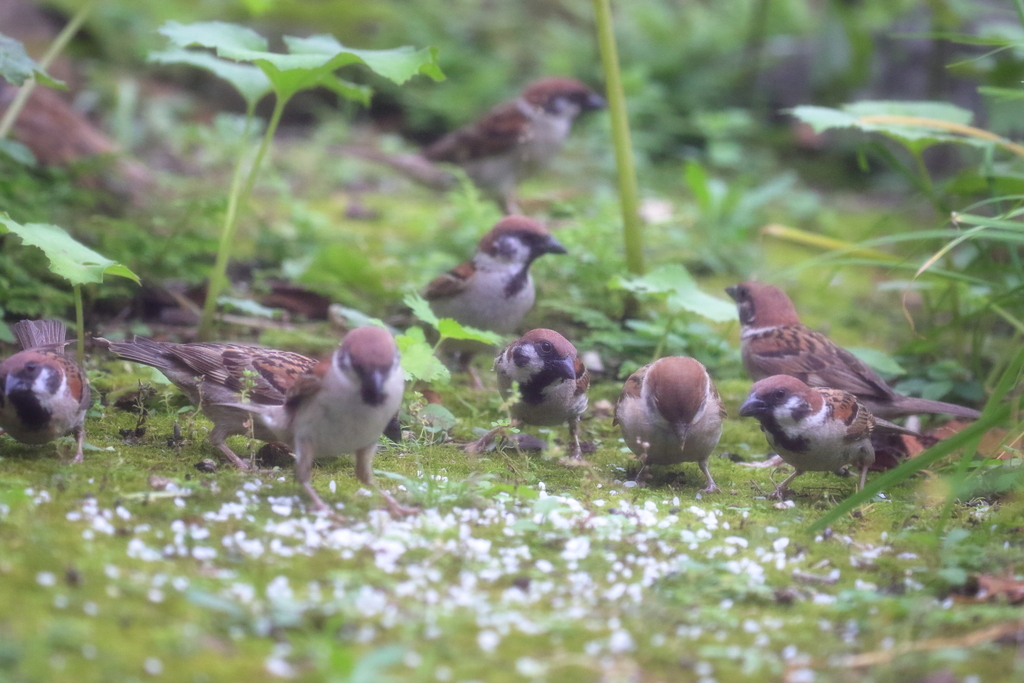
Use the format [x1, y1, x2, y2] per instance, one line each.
[73, 285, 84, 365]
[652, 312, 678, 362]
[198, 98, 285, 339]
[592, 0, 644, 282]
[0, 0, 97, 140]
[1015, 0, 1024, 28]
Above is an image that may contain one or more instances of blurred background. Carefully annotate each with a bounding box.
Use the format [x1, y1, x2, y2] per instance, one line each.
[2, 0, 1023, 403]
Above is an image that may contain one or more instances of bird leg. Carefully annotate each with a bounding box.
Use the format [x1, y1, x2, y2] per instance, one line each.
[355, 446, 418, 517]
[455, 351, 484, 390]
[216, 442, 252, 471]
[632, 438, 651, 486]
[857, 463, 869, 491]
[71, 424, 85, 464]
[698, 459, 720, 494]
[294, 438, 336, 515]
[769, 469, 803, 500]
[567, 416, 582, 460]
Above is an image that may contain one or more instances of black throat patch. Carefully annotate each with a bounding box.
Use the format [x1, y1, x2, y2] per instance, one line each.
[518, 359, 575, 405]
[759, 412, 809, 454]
[504, 263, 532, 298]
[7, 390, 52, 433]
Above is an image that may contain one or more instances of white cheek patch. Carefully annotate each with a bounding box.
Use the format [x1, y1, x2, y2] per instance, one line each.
[505, 345, 544, 383]
[776, 396, 820, 428]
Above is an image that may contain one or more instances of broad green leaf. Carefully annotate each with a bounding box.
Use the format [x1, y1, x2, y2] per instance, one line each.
[436, 318, 503, 345]
[611, 265, 737, 322]
[0, 215, 140, 286]
[148, 49, 271, 108]
[157, 21, 267, 53]
[790, 101, 987, 152]
[0, 32, 65, 88]
[283, 36, 445, 84]
[404, 292, 440, 328]
[845, 347, 906, 376]
[0, 139, 36, 166]
[240, 0, 276, 16]
[395, 327, 449, 384]
[420, 403, 457, 432]
[319, 74, 372, 107]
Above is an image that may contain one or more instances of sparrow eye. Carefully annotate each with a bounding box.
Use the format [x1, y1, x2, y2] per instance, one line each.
[771, 388, 787, 401]
[538, 341, 554, 354]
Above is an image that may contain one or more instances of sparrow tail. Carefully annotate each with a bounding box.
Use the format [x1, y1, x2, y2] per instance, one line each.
[879, 396, 982, 421]
[13, 319, 67, 350]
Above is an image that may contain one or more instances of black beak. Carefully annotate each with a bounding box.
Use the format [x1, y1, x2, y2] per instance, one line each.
[725, 285, 739, 301]
[586, 92, 607, 110]
[540, 235, 568, 255]
[360, 368, 388, 407]
[738, 396, 769, 419]
[558, 356, 577, 380]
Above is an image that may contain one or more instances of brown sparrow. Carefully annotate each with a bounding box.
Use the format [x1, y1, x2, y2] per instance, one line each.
[469, 328, 589, 458]
[424, 215, 567, 384]
[222, 326, 408, 515]
[614, 357, 725, 492]
[726, 281, 981, 420]
[0, 319, 90, 462]
[739, 375, 916, 499]
[423, 77, 605, 213]
[99, 337, 317, 470]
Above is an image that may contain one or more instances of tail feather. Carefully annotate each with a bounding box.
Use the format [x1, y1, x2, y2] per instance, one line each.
[867, 395, 982, 420]
[95, 337, 173, 370]
[13, 319, 67, 350]
[342, 146, 455, 191]
[871, 417, 920, 437]
[214, 401, 290, 439]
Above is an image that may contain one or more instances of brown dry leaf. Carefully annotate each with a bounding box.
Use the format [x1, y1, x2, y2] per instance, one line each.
[958, 574, 1024, 605]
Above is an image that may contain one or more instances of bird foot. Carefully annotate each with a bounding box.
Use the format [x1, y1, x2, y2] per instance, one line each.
[768, 486, 789, 501]
[701, 483, 721, 495]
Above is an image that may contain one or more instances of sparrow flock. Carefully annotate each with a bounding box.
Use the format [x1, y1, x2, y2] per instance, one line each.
[0, 78, 984, 512]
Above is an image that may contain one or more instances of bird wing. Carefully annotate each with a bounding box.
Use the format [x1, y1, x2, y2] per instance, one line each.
[422, 260, 476, 301]
[745, 326, 895, 401]
[820, 388, 874, 442]
[573, 357, 590, 399]
[423, 102, 529, 163]
[612, 364, 648, 427]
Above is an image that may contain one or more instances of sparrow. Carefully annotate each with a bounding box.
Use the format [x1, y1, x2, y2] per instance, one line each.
[468, 328, 589, 458]
[726, 281, 981, 420]
[613, 357, 725, 492]
[739, 375, 917, 499]
[98, 337, 318, 470]
[423, 215, 567, 385]
[0, 319, 90, 462]
[221, 326, 408, 515]
[423, 77, 606, 213]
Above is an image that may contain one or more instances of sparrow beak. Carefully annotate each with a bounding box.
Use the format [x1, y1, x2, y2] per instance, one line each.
[725, 285, 739, 301]
[557, 356, 577, 381]
[739, 395, 769, 419]
[359, 368, 388, 407]
[540, 235, 568, 255]
[585, 92, 607, 110]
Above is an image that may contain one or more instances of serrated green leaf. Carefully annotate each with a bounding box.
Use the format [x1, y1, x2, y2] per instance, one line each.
[318, 74, 372, 106]
[0, 215, 140, 286]
[157, 21, 268, 53]
[436, 318, 503, 345]
[283, 35, 444, 84]
[0, 32, 66, 88]
[403, 292, 440, 328]
[148, 48, 271, 108]
[610, 265, 736, 322]
[790, 101, 986, 151]
[395, 327, 449, 384]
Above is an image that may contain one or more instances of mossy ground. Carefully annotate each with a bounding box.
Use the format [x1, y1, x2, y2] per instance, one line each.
[1, 362, 1022, 683]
